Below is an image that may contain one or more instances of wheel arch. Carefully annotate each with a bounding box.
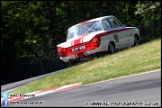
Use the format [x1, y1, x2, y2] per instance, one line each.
[108, 41, 116, 49]
[134, 33, 140, 41]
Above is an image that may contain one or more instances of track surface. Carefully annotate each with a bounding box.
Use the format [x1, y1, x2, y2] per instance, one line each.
[4, 69, 161, 107]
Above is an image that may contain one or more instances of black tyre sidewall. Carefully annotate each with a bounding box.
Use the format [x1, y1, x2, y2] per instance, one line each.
[108, 43, 115, 54]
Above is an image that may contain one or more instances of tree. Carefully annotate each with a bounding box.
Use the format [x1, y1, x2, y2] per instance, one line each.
[135, 1, 161, 41]
[1, 1, 48, 83]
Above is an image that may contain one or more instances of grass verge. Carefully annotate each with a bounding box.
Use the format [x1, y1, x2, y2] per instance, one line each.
[10, 38, 161, 95]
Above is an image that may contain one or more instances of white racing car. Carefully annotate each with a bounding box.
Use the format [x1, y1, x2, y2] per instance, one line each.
[57, 15, 140, 64]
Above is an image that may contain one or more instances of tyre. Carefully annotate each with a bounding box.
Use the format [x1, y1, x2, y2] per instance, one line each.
[133, 36, 140, 46]
[108, 42, 115, 54]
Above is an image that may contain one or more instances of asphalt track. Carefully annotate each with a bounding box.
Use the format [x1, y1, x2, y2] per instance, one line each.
[4, 69, 161, 107]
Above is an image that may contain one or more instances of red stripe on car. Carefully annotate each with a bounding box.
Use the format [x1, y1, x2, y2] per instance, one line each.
[96, 28, 133, 38]
[74, 37, 81, 46]
[73, 34, 88, 45]
[80, 20, 90, 25]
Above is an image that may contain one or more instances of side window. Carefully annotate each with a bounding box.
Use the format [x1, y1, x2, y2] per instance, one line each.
[108, 17, 122, 28]
[91, 21, 102, 31]
[102, 19, 111, 30]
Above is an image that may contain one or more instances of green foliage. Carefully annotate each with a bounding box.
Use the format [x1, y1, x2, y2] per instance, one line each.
[134, 1, 161, 42]
[117, 1, 161, 42]
[1, 1, 52, 83]
[117, 1, 141, 27]
[1, 1, 47, 57]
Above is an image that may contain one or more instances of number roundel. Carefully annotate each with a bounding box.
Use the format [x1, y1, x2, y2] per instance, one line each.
[113, 34, 119, 42]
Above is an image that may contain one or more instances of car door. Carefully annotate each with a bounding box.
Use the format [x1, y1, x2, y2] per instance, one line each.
[102, 18, 120, 47]
[108, 17, 129, 48]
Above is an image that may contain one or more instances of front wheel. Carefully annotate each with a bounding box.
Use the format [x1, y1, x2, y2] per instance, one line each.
[108, 43, 115, 54]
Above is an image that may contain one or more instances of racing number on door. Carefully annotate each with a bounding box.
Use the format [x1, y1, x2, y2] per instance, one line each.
[113, 34, 119, 42]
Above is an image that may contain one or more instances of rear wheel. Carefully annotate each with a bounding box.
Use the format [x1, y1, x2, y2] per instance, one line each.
[134, 35, 140, 46]
[108, 42, 115, 54]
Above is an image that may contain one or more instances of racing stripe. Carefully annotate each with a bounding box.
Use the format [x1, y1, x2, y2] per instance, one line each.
[74, 37, 81, 46]
[73, 34, 88, 46]
[96, 28, 133, 38]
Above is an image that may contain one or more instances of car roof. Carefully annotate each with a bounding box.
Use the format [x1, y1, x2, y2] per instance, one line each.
[89, 15, 115, 22]
[68, 15, 115, 30]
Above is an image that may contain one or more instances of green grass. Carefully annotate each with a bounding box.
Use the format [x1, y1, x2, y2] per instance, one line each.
[10, 38, 161, 95]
